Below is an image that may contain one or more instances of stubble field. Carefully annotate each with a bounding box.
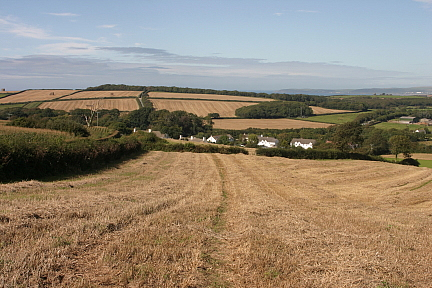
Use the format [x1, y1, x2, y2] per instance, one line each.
[1, 151, 431, 287]
[61, 91, 142, 99]
[148, 92, 274, 102]
[150, 99, 257, 117]
[39, 99, 139, 112]
[0, 90, 78, 103]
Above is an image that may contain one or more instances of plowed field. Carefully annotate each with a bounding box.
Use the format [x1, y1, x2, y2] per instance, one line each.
[39, 99, 139, 111]
[213, 118, 333, 129]
[1, 152, 431, 287]
[148, 92, 274, 102]
[150, 99, 256, 117]
[0, 90, 78, 103]
[62, 91, 142, 99]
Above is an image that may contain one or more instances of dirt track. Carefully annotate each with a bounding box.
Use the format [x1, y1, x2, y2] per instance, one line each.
[1, 152, 432, 287]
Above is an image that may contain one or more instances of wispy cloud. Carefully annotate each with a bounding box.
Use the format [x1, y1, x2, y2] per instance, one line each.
[46, 13, 79, 17]
[0, 17, 94, 42]
[0, 18, 50, 39]
[296, 10, 319, 13]
[413, 0, 432, 3]
[98, 24, 117, 29]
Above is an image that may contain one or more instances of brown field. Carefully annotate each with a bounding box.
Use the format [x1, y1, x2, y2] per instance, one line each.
[148, 92, 274, 102]
[310, 106, 353, 114]
[1, 151, 431, 287]
[39, 99, 139, 112]
[0, 90, 78, 103]
[62, 91, 142, 100]
[213, 118, 333, 129]
[151, 99, 257, 117]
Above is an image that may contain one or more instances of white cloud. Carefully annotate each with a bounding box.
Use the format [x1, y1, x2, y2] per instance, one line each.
[0, 17, 95, 42]
[46, 13, 79, 17]
[413, 0, 432, 3]
[98, 24, 117, 29]
[296, 10, 319, 13]
[38, 42, 96, 55]
[0, 18, 50, 39]
[274, 13, 283, 16]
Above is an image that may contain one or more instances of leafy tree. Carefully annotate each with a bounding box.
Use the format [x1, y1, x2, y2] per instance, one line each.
[332, 122, 363, 152]
[389, 135, 412, 160]
[216, 135, 231, 145]
[246, 134, 259, 148]
[362, 128, 389, 155]
[127, 107, 154, 129]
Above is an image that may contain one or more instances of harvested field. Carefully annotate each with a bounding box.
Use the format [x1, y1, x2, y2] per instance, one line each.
[151, 99, 256, 117]
[1, 151, 431, 287]
[310, 106, 353, 114]
[39, 99, 139, 112]
[148, 92, 274, 102]
[213, 118, 332, 129]
[62, 91, 142, 99]
[0, 90, 78, 103]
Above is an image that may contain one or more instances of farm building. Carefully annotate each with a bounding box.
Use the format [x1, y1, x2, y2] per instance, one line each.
[399, 116, 419, 124]
[257, 136, 279, 148]
[290, 138, 317, 149]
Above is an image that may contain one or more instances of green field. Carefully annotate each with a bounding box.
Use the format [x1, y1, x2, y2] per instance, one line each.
[0, 103, 26, 110]
[373, 122, 425, 131]
[300, 112, 368, 124]
[0, 93, 11, 99]
[23, 102, 42, 108]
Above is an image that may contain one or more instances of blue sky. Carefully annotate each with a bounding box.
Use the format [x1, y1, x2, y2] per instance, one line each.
[1, 0, 432, 91]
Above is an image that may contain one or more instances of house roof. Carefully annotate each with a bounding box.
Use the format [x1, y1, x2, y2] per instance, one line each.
[290, 138, 317, 144]
[258, 136, 278, 143]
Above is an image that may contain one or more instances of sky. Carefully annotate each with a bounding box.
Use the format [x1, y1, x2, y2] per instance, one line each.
[1, 0, 432, 91]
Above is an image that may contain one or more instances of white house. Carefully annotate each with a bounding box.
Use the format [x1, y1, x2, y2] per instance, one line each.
[207, 134, 234, 144]
[290, 138, 317, 149]
[257, 136, 279, 148]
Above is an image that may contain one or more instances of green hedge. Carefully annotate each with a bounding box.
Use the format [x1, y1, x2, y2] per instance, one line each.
[0, 133, 142, 182]
[256, 147, 385, 161]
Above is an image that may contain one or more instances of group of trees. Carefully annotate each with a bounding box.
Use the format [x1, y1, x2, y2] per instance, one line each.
[235, 101, 313, 119]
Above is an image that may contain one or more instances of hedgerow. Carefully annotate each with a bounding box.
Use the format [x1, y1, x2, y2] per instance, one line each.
[0, 133, 142, 182]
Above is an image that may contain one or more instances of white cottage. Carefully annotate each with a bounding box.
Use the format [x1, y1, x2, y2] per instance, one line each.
[290, 138, 317, 149]
[257, 136, 279, 148]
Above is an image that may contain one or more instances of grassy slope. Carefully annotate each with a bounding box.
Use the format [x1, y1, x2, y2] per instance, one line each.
[300, 112, 368, 124]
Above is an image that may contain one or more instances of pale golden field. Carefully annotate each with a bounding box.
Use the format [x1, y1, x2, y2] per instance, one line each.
[150, 99, 257, 117]
[310, 106, 353, 114]
[148, 92, 274, 102]
[213, 118, 333, 129]
[62, 91, 142, 99]
[1, 151, 431, 287]
[0, 90, 78, 103]
[39, 99, 139, 112]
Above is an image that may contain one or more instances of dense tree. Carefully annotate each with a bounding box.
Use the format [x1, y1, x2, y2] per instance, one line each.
[362, 128, 389, 155]
[126, 107, 154, 130]
[389, 135, 413, 160]
[235, 101, 313, 119]
[246, 134, 259, 148]
[332, 122, 363, 152]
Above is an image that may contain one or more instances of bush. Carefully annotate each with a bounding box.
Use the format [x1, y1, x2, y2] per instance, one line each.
[398, 158, 420, 167]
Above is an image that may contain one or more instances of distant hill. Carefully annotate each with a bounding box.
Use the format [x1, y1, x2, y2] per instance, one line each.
[276, 87, 432, 96]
